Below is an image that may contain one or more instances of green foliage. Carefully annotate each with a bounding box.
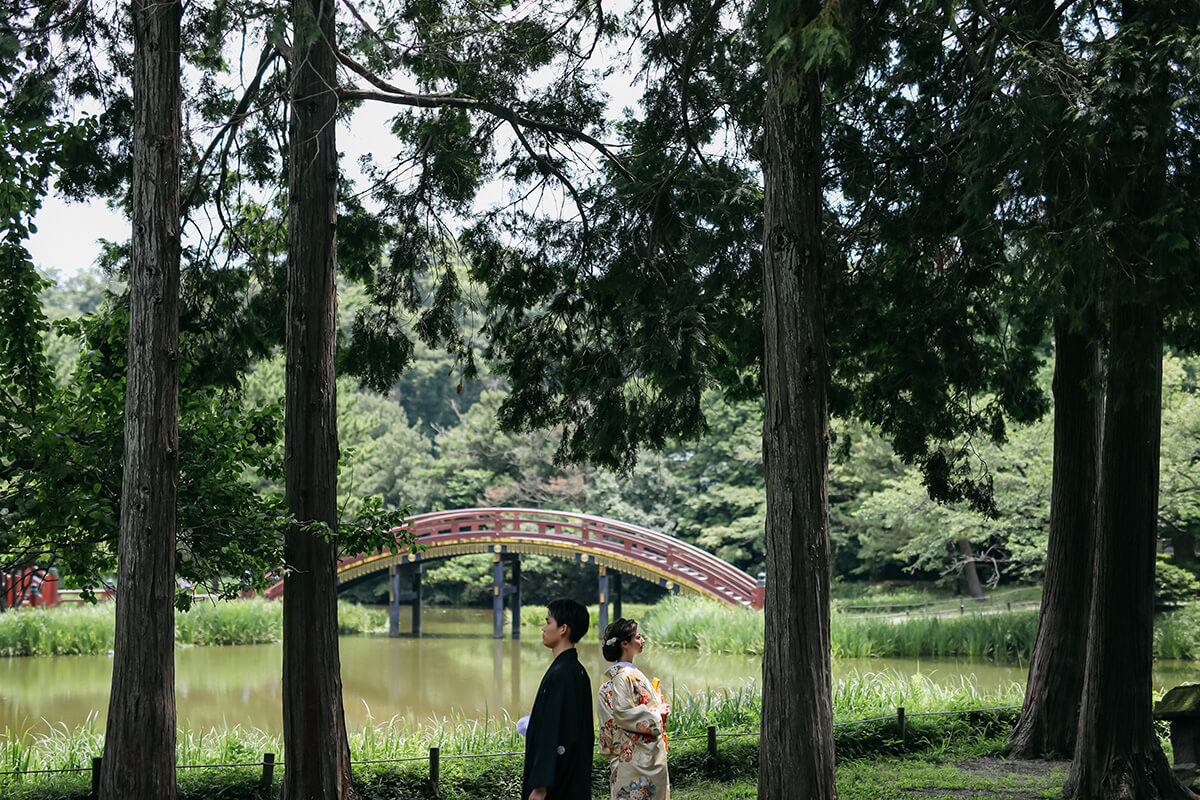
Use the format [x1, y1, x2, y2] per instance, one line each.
[831, 612, 1040, 663]
[1154, 604, 1200, 660]
[643, 595, 1041, 662]
[1155, 556, 1200, 609]
[0, 599, 385, 655]
[642, 595, 764, 655]
[2, 301, 292, 602]
[1160, 354, 1200, 544]
[0, 602, 114, 656]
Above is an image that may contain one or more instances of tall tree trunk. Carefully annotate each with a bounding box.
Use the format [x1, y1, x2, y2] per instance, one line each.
[758, 43, 836, 800]
[99, 0, 182, 796]
[1065, 303, 1189, 799]
[1171, 532, 1195, 567]
[1009, 321, 1101, 758]
[958, 539, 986, 600]
[1064, 0, 1191, 793]
[280, 0, 354, 795]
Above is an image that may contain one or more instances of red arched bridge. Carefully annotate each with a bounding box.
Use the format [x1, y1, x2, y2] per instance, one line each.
[264, 507, 763, 638]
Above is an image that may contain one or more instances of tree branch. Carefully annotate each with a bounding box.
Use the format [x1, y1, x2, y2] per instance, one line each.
[181, 43, 280, 212]
[336, 50, 634, 181]
[508, 120, 590, 242]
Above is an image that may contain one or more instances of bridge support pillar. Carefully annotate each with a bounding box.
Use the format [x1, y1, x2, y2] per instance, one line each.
[412, 563, 423, 638]
[613, 572, 622, 621]
[388, 565, 400, 638]
[493, 553, 505, 640]
[598, 566, 609, 636]
[510, 554, 521, 639]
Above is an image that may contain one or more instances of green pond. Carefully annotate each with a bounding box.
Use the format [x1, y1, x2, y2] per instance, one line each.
[3, 608, 1199, 740]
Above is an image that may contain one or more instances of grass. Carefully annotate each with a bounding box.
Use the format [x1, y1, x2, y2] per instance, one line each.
[0, 599, 386, 656]
[1155, 603, 1200, 659]
[643, 595, 1042, 661]
[649, 593, 1200, 663]
[0, 672, 1022, 776]
[642, 595, 764, 654]
[0, 721, 1068, 800]
[831, 611, 1042, 662]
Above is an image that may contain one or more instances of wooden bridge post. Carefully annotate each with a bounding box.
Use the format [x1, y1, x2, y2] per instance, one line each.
[598, 566, 610, 635]
[493, 551, 505, 640]
[511, 554, 522, 639]
[412, 562, 423, 638]
[388, 564, 400, 638]
[613, 572, 622, 620]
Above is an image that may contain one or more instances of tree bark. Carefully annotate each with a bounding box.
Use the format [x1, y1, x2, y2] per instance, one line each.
[758, 45, 836, 800]
[1009, 321, 1101, 759]
[1065, 302, 1190, 799]
[99, 0, 181, 796]
[958, 539, 986, 600]
[1063, 0, 1193, 792]
[280, 0, 354, 794]
[1171, 532, 1195, 567]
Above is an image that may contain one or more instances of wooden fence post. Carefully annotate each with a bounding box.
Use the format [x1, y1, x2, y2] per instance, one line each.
[91, 756, 102, 798]
[897, 706, 906, 743]
[429, 745, 440, 791]
[706, 725, 717, 758]
[260, 752, 275, 791]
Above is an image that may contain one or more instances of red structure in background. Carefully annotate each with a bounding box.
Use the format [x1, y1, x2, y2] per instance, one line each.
[2, 568, 56, 608]
[0, 568, 113, 609]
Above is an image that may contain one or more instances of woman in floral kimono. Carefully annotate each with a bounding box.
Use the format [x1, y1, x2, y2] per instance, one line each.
[596, 618, 670, 800]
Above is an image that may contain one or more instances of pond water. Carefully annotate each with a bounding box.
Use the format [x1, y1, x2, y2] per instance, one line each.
[3, 607, 1200, 740]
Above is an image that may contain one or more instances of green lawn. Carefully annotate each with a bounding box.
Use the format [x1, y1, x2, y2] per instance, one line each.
[670, 757, 1068, 800]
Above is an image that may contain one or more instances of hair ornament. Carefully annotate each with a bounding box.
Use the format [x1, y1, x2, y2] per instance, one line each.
[605, 637, 618, 645]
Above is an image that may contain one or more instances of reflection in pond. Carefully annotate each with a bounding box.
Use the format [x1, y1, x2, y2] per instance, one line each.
[4, 607, 1200, 742]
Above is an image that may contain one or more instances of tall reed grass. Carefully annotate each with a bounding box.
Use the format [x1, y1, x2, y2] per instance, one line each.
[644, 595, 1044, 661]
[831, 611, 1041, 662]
[1156, 603, 1200, 659]
[0, 671, 1022, 778]
[641, 595, 764, 654]
[0, 599, 385, 656]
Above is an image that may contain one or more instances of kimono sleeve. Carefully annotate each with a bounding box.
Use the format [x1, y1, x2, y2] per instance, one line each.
[608, 671, 663, 739]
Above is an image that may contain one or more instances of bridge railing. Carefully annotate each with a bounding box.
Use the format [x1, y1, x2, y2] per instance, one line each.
[387, 507, 761, 607]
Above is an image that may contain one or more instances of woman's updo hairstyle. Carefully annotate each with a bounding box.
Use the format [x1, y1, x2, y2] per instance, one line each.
[601, 618, 639, 662]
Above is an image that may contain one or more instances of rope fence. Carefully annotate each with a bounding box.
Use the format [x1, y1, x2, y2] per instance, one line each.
[0, 702, 1025, 794]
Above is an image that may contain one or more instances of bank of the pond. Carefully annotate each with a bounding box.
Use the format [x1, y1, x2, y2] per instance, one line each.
[1, 674, 1030, 799]
[11, 593, 1200, 664]
[644, 595, 1200, 662]
[0, 600, 386, 656]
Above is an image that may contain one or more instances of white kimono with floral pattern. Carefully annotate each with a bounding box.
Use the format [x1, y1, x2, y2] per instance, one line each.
[597, 663, 669, 800]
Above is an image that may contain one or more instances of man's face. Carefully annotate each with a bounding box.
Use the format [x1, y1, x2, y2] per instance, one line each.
[541, 613, 568, 649]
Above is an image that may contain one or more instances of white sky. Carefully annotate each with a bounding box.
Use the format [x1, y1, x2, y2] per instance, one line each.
[27, 2, 647, 277]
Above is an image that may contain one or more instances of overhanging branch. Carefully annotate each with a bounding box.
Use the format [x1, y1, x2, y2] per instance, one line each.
[336, 51, 634, 181]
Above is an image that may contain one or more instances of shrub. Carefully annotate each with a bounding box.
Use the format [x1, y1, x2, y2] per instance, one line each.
[1156, 555, 1200, 608]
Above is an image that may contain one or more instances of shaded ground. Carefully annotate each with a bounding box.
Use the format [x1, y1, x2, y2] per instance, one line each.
[672, 757, 1070, 800]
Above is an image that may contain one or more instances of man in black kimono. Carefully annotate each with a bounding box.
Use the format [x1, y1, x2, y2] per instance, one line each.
[522, 597, 594, 800]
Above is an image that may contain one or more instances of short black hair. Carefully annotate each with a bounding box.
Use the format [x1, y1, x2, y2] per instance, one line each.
[601, 618, 638, 662]
[547, 598, 589, 644]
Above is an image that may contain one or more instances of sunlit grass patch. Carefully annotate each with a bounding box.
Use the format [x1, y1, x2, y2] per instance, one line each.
[642, 595, 763, 654]
[0, 599, 385, 656]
